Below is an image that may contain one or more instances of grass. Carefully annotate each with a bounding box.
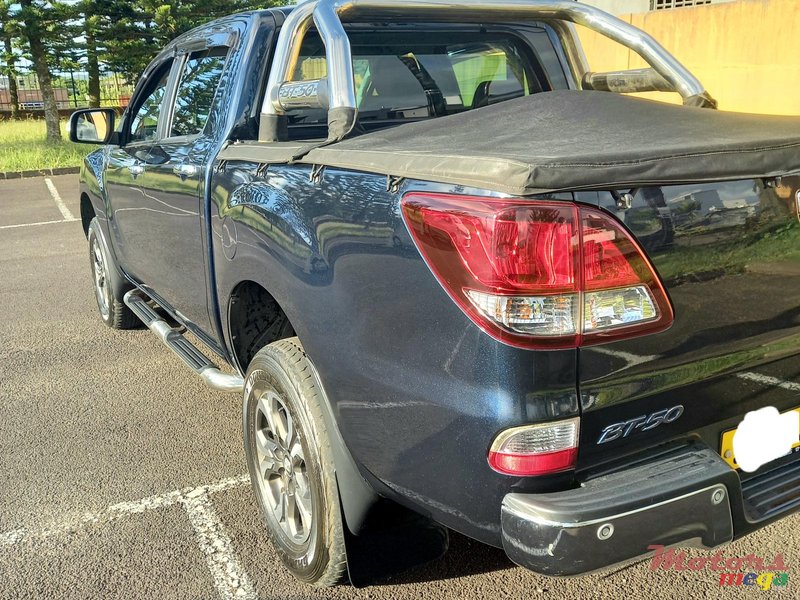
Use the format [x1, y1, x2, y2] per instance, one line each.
[0, 118, 97, 173]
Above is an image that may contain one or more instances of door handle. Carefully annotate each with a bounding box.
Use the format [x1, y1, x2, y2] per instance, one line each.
[128, 164, 144, 177]
[172, 163, 198, 180]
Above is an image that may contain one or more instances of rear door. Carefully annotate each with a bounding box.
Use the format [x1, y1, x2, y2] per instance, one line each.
[576, 178, 800, 471]
[134, 46, 229, 336]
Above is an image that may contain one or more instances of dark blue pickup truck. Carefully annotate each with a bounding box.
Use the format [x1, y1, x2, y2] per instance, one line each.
[70, 0, 800, 588]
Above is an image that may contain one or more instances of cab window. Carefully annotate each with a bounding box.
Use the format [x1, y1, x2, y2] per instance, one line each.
[171, 48, 228, 138]
[128, 63, 172, 144]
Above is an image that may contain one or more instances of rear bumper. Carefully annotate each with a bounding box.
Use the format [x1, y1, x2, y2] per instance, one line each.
[500, 442, 741, 576]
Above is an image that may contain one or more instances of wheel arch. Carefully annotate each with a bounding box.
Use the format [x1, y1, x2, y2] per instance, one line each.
[226, 281, 382, 531]
[227, 280, 296, 375]
[227, 280, 448, 583]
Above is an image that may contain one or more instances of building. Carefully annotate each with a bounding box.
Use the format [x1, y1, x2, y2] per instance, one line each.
[575, 0, 800, 115]
[581, 0, 735, 14]
[0, 87, 71, 110]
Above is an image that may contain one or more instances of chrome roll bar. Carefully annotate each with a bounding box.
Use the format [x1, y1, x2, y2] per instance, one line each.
[259, 0, 712, 142]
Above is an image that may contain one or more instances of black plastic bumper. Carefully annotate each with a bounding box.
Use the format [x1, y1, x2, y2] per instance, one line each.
[501, 442, 741, 576]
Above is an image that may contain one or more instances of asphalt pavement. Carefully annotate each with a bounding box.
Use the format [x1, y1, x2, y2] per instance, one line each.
[0, 175, 798, 599]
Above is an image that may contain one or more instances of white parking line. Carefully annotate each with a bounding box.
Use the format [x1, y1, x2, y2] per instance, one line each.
[0, 474, 255, 600]
[0, 219, 75, 230]
[0, 528, 25, 545]
[44, 177, 77, 222]
[184, 490, 257, 600]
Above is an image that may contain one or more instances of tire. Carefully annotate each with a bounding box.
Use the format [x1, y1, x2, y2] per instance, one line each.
[87, 218, 138, 329]
[243, 338, 347, 587]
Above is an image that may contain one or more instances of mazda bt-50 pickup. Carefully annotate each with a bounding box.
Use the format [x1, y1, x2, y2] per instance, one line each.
[69, 0, 800, 587]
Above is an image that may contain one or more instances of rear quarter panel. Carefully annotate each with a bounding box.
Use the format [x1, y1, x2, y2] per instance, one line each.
[209, 162, 580, 544]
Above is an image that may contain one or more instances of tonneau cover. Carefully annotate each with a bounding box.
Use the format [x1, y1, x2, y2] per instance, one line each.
[223, 90, 800, 195]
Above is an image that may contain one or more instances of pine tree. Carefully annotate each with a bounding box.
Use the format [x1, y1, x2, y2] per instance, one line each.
[100, 0, 284, 84]
[0, 2, 20, 119]
[80, 0, 102, 107]
[4, 0, 287, 139]
[15, 0, 61, 140]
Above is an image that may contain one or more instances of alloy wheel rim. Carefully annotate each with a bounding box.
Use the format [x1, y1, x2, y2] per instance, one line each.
[92, 236, 111, 319]
[254, 390, 313, 545]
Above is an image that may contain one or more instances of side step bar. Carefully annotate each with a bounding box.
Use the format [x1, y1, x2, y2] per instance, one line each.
[123, 290, 244, 393]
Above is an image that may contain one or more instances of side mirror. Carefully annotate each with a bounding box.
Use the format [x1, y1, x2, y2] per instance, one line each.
[68, 108, 117, 144]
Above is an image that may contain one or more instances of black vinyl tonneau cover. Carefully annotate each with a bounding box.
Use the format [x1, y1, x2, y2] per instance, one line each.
[223, 90, 800, 195]
[308, 90, 800, 194]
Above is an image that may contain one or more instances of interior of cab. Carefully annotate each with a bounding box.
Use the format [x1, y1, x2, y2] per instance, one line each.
[283, 27, 566, 141]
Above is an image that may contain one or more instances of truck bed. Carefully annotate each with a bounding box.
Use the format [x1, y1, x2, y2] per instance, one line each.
[222, 90, 800, 195]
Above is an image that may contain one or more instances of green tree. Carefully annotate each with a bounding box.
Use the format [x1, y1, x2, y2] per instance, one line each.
[0, 2, 20, 119]
[4, 0, 285, 139]
[83, 2, 100, 106]
[100, 0, 283, 83]
[14, 0, 61, 140]
[69, 0, 118, 107]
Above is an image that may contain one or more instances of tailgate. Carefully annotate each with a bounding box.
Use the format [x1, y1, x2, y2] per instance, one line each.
[576, 177, 800, 471]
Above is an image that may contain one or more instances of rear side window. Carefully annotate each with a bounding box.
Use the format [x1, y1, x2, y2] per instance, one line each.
[171, 48, 228, 137]
[288, 29, 560, 136]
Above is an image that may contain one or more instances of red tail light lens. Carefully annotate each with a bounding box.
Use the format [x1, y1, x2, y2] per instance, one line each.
[401, 193, 673, 349]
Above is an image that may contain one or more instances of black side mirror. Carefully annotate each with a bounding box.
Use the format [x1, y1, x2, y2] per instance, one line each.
[68, 109, 117, 144]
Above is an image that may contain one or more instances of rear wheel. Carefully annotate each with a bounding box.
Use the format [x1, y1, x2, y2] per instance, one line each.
[243, 338, 347, 587]
[87, 218, 137, 329]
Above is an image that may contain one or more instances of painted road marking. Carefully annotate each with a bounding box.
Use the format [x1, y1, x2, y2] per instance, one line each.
[0, 474, 255, 600]
[0, 529, 25, 545]
[0, 219, 75, 230]
[44, 177, 77, 222]
[184, 490, 257, 600]
[0, 475, 248, 546]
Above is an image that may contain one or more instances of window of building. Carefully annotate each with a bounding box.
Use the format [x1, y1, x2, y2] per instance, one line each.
[651, 0, 712, 9]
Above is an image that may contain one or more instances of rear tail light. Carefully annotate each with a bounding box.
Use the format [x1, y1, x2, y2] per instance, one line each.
[401, 193, 672, 349]
[488, 418, 579, 476]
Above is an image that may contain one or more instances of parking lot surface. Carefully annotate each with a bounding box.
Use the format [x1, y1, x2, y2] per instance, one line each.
[1, 175, 798, 599]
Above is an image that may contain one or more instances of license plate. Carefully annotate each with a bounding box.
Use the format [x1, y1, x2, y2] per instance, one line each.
[720, 406, 800, 469]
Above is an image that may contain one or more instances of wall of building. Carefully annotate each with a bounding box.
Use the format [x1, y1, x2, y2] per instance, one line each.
[576, 0, 800, 115]
[580, 0, 734, 14]
[580, 0, 650, 13]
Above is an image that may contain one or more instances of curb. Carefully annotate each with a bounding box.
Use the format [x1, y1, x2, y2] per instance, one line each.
[0, 167, 80, 180]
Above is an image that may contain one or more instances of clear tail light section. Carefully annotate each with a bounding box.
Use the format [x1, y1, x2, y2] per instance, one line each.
[488, 418, 580, 476]
[401, 193, 672, 349]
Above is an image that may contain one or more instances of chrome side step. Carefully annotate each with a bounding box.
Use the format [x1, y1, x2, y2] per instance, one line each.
[123, 290, 244, 393]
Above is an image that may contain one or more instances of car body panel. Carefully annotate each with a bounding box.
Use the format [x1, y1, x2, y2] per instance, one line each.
[576, 178, 800, 472]
[209, 162, 580, 544]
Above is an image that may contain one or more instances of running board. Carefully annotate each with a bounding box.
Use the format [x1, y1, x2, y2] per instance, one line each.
[123, 290, 243, 393]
